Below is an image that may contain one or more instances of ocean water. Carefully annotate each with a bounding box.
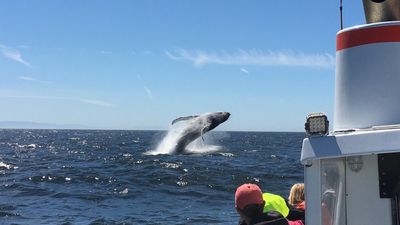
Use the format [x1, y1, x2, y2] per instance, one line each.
[0, 129, 304, 225]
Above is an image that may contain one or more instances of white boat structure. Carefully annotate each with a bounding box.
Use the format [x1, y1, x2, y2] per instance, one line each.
[301, 0, 400, 224]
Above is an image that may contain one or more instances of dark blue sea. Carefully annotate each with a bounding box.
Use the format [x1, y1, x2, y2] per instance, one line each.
[0, 129, 304, 225]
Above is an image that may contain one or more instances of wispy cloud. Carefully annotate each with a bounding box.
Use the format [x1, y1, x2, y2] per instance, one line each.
[166, 49, 335, 68]
[17, 76, 37, 81]
[0, 94, 67, 100]
[17, 45, 30, 49]
[16, 76, 52, 84]
[143, 50, 152, 55]
[0, 45, 31, 67]
[100, 50, 112, 54]
[143, 86, 153, 99]
[0, 94, 115, 108]
[240, 67, 249, 74]
[79, 99, 115, 107]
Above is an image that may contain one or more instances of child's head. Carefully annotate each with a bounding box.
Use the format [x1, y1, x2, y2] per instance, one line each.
[288, 183, 305, 206]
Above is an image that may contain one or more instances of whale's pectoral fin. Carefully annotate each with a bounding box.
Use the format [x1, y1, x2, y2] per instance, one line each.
[201, 127, 206, 141]
[171, 115, 199, 125]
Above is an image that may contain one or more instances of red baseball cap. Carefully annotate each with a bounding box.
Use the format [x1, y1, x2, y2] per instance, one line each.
[235, 183, 264, 210]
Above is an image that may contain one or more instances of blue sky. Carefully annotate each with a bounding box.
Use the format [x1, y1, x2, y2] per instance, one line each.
[0, 1, 365, 131]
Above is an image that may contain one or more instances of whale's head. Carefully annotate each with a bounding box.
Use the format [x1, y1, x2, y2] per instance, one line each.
[216, 112, 230, 122]
[206, 112, 230, 131]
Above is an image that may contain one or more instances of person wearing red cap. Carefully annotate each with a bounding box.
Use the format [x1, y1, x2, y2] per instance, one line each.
[235, 183, 304, 225]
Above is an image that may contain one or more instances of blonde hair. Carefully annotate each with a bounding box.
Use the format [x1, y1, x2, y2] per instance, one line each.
[288, 183, 305, 206]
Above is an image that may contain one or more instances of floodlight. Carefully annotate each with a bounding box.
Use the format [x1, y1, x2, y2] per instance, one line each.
[305, 112, 329, 136]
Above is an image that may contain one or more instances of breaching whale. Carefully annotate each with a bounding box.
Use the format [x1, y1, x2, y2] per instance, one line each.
[170, 112, 230, 154]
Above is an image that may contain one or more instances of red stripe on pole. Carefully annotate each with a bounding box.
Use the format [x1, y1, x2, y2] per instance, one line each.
[337, 25, 400, 51]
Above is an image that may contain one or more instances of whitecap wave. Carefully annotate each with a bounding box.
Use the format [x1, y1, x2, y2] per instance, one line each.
[10, 143, 38, 149]
[0, 162, 14, 170]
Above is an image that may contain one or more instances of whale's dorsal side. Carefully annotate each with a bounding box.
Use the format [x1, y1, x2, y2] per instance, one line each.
[171, 115, 199, 125]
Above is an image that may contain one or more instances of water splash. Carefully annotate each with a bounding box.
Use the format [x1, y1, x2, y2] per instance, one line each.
[145, 119, 223, 155]
[184, 138, 222, 154]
